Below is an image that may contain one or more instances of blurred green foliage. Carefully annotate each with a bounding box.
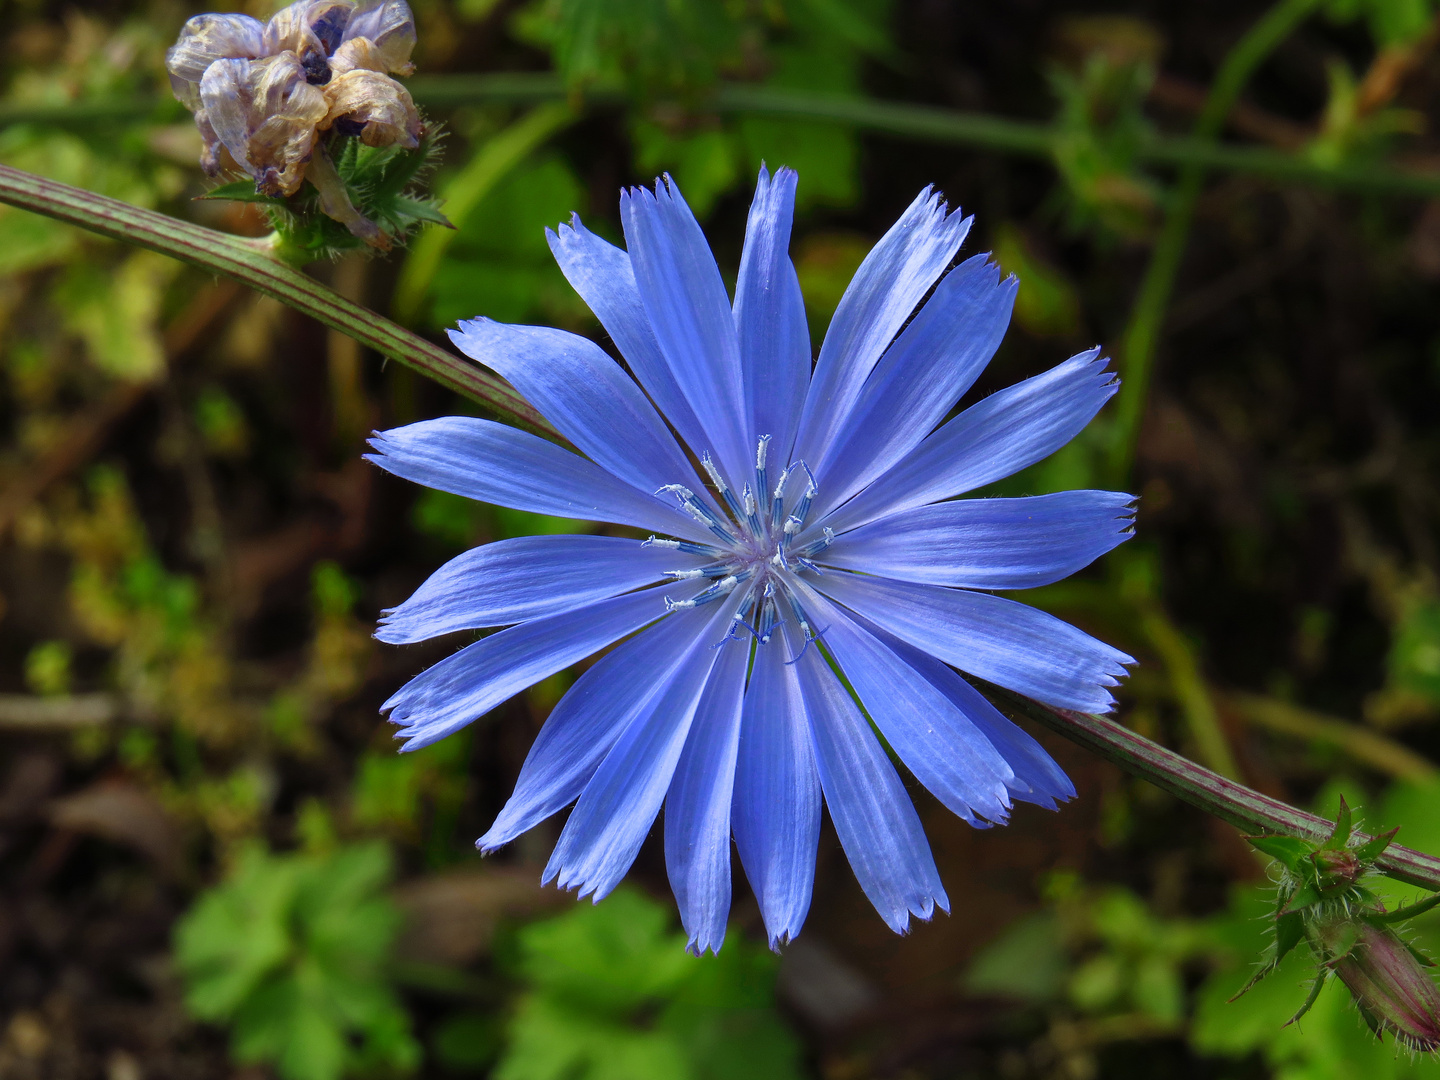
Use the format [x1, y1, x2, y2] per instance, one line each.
[430, 155, 591, 328]
[1325, 0, 1440, 46]
[511, 0, 884, 215]
[967, 871, 1210, 1030]
[496, 888, 802, 1080]
[175, 840, 420, 1080]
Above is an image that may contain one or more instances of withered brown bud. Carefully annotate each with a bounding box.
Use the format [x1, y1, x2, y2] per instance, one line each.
[341, 0, 416, 75]
[165, 13, 266, 110]
[200, 54, 329, 197]
[322, 69, 421, 148]
[168, 0, 424, 247]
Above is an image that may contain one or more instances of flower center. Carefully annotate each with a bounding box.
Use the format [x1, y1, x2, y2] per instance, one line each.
[645, 436, 833, 654]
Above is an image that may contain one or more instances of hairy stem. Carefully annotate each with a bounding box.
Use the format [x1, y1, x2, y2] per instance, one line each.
[0, 163, 557, 439]
[991, 685, 1440, 892]
[1108, 0, 1324, 483]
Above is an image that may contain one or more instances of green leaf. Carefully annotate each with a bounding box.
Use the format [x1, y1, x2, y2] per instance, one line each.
[1286, 970, 1331, 1027]
[1275, 910, 1305, 963]
[392, 195, 453, 228]
[1355, 826, 1401, 863]
[1280, 882, 1325, 913]
[1247, 834, 1313, 871]
[497, 888, 801, 1080]
[175, 844, 300, 1020]
[1324, 795, 1354, 850]
[963, 911, 1068, 1003]
[174, 842, 415, 1080]
[196, 179, 282, 205]
[1368, 891, 1440, 924]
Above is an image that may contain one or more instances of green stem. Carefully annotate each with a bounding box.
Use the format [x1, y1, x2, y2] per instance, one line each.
[0, 163, 557, 439]
[14, 76, 1440, 198]
[990, 686, 1440, 892]
[1107, 0, 1324, 484]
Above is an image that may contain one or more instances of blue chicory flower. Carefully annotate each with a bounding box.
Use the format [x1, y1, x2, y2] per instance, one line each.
[367, 168, 1136, 953]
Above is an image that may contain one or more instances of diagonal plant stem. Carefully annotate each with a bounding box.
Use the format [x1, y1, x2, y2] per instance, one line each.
[0, 163, 559, 441]
[991, 685, 1440, 893]
[1107, 0, 1324, 484]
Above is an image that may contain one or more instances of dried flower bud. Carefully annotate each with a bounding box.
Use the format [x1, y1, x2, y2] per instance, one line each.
[200, 54, 329, 196]
[168, 0, 436, 253]
[263, 0, 355, 83]
[342, 0, 417, 75]
[165, 13, 266, 110]
[322, 69, 420, 148]
[1330, 921, 1440, 1051]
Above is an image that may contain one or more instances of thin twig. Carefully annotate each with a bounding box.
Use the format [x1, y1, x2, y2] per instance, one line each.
[1108, 0, 1325, 484]
[1227, 691, 1438, 782]
[0, 694, 122, 730]
[11, 76, 1440, 198]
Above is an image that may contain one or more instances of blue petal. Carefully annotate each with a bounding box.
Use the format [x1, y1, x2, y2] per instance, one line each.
[382, 583, 694, 751]
[547, 216, 713, 461]
[543, 595, 743, 901]
[365, 417, 709, 542]
[814, 572, 1135, 714]
[812, 255, 1016, 516]
[734, 166, 810, 463]
[849, 613, 1076, 809]
[792, 188, 971, 470]
[448, 318, 705, 499]
[822, 491, 1136, 590]
[789, 621, 949, 934]
[796, 585, 1015, 826]
[733, 627, 821, 949]
[622, 178, 751, 486]
[664, 636, 748, 955]
[377, 535, 702, 643]
[478, 602, 724, 852]
[822, 349, 1117, 534]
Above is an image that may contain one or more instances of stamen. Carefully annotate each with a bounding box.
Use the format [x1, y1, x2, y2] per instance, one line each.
[755, 435, 771, 518]
[643, 536, 726, 558]
[701, 453, 746, 521]
[796, 557, 824, 575]
[664, 573, 741, 611]
[717, 590, 761, 647]
[757, 584, 778, 644]
[794, 527, 835, 559]
[781, 590, 827, 665]
[741, 483, 764, 538]
[770, 463, 796, 530]
[792, 463, 818, 529]
[782, 514, 803, 551]
[665, 562, 736, 580]
[657, 483, 739, 545]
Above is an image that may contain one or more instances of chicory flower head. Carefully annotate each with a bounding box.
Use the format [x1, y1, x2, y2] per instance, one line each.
[368, 169, 1136, 953]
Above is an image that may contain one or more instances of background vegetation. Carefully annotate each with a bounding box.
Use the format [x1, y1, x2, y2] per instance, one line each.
[4, 0, 1440, 1076]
